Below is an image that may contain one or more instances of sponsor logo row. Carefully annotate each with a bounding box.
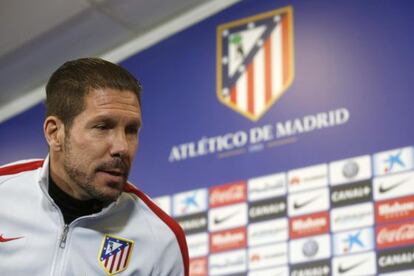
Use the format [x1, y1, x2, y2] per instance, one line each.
[190, 245, 414, 276]
[151, 145, 414, 275]
[176, 193, 414, 235]
[186, 220, 414, 259]
[155, 162, 414, 218]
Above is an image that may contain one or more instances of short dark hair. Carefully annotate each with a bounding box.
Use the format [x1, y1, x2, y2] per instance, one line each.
[46, 57, 142, 128]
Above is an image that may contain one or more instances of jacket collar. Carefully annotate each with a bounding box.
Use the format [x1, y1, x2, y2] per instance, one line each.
[37, 154, 50, 188]
[38, 155, 121, 213]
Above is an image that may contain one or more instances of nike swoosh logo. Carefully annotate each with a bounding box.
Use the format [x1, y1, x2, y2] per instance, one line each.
[293, 194, 320, 209]
[213, 210, 239, 224]
[0, 234, 24, 243]
[338, 258, 368, 274]
[379, 177, 410, 194]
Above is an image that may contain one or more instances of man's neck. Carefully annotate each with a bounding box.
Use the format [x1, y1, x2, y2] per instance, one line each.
[48, 171, 103, 224]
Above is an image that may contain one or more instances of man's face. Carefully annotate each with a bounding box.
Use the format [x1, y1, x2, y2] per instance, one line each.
[61, 88, 141, 203]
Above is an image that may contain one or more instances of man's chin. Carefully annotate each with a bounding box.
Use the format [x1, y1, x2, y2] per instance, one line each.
[94, 189, 122, 205]
[102, 182, 125, 199]
[84, 180, 125, 204]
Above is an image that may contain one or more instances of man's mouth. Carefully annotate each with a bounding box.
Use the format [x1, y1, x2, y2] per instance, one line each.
[96, 160, 129, 182]
[103, 169, 124, 176]
[100, 169, 126, 177]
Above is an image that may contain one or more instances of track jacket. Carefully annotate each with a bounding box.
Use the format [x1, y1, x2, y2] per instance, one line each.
[0, 157, 189, 276]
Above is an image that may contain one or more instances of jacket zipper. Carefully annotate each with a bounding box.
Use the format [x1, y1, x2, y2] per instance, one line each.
[50, 221, 71, 275]
[38, 172, 117, 275]
[39, 181, 116, 275]
[59, 224, 69, 249]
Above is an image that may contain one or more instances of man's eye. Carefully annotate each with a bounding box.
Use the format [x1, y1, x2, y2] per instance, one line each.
[126, 126, 139, 135]
[94, 124, 108, 130]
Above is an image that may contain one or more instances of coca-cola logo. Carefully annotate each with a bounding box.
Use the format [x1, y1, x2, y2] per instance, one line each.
[376, 222, 414, 249]
[209, 182, 246, 207]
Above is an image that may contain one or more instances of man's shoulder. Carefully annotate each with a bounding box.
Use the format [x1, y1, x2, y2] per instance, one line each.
[122, 183, 184, 235]
[122, 183, 189, 275]
[0, 159, 44, 177]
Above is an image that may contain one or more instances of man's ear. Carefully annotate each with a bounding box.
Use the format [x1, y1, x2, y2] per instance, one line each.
[44, 116, 65, 152]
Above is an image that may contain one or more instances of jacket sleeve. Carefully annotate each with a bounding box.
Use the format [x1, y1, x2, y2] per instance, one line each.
[155, 234, 189, 276]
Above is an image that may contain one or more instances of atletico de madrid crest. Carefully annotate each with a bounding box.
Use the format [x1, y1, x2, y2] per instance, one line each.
[217, 6, 294, 121]
[98, 234, 134, 275]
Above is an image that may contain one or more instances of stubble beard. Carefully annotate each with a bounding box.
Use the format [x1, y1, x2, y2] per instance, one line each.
[62, 138, 123, 205]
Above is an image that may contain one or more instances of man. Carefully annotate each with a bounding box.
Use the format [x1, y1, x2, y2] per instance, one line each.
[0, 58, 189, 275]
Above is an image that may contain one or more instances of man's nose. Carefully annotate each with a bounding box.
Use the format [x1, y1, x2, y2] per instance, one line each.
[110, 131, 128, 157]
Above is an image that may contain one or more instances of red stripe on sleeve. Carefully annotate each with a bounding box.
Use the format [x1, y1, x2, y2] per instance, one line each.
[0, 160, 44, 176]
[123, 183, 189, 276]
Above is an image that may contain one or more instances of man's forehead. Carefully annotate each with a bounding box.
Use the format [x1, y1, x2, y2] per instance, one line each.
[71, 88, 143, 127]
[85, 88, 141, 113]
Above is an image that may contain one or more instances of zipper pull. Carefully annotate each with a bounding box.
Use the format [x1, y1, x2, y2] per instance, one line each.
[59, 224, 69, 249]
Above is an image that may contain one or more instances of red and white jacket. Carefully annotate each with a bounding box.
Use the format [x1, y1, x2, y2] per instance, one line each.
[0, 157, 189, 276]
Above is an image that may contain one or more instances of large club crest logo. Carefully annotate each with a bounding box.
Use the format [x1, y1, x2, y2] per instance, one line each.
[217, 6, 294, 121]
